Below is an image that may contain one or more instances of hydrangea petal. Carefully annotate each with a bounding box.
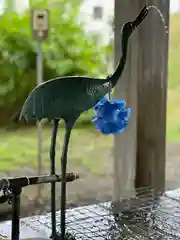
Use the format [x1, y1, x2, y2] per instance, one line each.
[111, 99, 126, 109]
[94, 96, 107, 110]
[117, 108, 131, 121]
[92, 97, 131, 135]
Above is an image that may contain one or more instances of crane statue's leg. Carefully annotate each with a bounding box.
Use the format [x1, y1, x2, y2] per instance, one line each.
[50, 119, 59, 239]
[60, 120, 75, 240]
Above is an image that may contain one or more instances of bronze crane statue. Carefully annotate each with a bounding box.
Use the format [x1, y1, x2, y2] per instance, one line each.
[19, 5, 148, 240]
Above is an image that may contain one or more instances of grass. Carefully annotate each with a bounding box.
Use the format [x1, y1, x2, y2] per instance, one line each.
[0, 126, 112, 172]
[167, 87, 180, 141]
[168, 14, 180, 89]
[167, 13, 180, 141]
[0, 120, 178, 172]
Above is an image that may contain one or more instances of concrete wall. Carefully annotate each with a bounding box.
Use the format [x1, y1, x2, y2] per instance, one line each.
[0, 0, 29, 14]
[78, 0, 114, 44]
[14, 0, 29, 14]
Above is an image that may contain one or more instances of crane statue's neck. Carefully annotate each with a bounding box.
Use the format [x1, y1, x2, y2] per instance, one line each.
[106, 29, 129, 89]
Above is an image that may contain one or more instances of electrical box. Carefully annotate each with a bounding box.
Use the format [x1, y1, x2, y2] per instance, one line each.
[31, 8, 49, 41]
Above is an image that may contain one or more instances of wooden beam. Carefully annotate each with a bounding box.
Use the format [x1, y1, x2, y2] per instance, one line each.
[113, 1, 139, 200]
[113, 0, 170, 201]
[135, 0, 170, 192]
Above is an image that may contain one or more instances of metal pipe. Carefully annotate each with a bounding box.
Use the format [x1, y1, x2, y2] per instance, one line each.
[0, 173, 79, 190]
[11, 187, 21, 240]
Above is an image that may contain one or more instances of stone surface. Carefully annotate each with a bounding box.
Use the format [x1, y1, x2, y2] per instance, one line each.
[1, 188, 180, 239]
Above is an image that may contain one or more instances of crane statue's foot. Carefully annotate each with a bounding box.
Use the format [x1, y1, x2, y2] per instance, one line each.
[50, 232, 60, 240]
[50, 232, 76, 240]
[61, 232, 77, 240]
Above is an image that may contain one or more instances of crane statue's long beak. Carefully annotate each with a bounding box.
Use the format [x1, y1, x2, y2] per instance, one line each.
[132, 5, 148, 28]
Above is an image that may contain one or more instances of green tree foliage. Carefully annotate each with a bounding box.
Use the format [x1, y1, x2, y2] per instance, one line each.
[0, 0, 110, 123]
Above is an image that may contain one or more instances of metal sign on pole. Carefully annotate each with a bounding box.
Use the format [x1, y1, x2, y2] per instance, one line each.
[31, 8, 49, 197]
[31, 8, 49, 41]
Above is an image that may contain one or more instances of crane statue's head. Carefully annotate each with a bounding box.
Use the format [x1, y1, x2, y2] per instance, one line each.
[122, 5, 148, 39]
[92, 5, 149, 135]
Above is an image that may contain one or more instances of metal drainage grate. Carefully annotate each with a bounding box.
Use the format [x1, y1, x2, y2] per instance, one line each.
[18, 188, 180, 239]
[1, 188, 180, 239]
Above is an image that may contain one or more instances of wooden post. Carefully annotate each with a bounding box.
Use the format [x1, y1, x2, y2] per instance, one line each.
[113, 1, 139, 200]
[135, 0, 170, 192]
[113, 0, 170, 201]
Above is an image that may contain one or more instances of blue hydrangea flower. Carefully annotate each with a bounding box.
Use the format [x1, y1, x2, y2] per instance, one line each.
[92, 96, 131, 135]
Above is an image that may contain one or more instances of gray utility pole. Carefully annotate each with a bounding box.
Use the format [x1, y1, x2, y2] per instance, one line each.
[36, 40, 43, 179]
[31, 8, 49, 197]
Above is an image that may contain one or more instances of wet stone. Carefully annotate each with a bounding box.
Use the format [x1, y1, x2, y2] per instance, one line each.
[1, 188, 180, 239]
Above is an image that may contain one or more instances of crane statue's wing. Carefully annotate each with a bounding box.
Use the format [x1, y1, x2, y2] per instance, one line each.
[20, 76, 106, 122]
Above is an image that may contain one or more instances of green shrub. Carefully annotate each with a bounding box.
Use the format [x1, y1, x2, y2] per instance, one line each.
[0, 0, 111, 124]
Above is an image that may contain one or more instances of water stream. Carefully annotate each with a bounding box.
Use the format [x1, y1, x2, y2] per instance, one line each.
[147, 5, 168, 34]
